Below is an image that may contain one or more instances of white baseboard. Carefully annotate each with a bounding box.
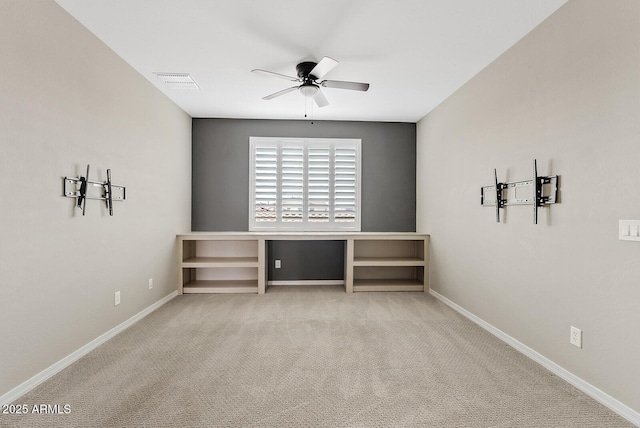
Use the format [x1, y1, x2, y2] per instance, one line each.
[429, 289, 640, 427]
[0, 291, 178, 407]
[268, 280, 344, 286]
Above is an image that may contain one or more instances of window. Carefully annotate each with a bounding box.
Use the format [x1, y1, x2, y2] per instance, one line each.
[250, 137, 361, 231]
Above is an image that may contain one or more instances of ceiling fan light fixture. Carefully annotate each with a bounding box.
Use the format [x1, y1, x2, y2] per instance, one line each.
[299, 84, 319, 98]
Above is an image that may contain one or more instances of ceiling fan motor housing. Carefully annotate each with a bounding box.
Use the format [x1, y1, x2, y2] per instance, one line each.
[296, 61, 318, 80]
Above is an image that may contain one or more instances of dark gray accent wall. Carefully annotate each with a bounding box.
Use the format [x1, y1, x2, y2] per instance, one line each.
[192, 118, 416, 280]
[192, 118, 416, 231]
[267, 240, 344, 281]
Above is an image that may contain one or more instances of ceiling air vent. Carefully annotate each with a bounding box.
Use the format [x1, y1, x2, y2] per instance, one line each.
[154, 73, 200, 90]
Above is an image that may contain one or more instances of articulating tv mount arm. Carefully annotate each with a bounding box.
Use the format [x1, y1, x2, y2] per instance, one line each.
[63, 164, 125, 216]
[481, 159, 559, 224]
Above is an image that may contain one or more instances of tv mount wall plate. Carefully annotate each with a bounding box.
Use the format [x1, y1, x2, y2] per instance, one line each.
[480, 159, 559, 224]
[62, 164, 126, 216]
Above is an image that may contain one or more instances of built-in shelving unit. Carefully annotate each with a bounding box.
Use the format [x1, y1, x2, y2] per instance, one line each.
[178, 235, 265, 294]
[177, 233, 428, 294]
[350, 238, 428, 292]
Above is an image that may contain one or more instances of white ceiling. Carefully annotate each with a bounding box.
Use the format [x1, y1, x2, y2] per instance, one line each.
[54, 0, 567, 123]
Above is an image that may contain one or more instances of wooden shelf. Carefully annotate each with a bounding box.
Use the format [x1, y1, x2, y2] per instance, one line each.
[353, 257, 424, 266]
[182, 257, 259, 268]
[353, 279, 424, 292]
[183, 280, 259, 294]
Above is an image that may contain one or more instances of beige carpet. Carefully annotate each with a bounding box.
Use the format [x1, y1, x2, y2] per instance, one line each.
[1, 286, 633, 427]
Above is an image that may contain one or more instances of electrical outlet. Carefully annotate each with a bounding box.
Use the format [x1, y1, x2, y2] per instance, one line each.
[570, 326, 582, 348]
[148, 278, 153, 290]
[114, 291, 121, 306]
[275, 259, 281, 269]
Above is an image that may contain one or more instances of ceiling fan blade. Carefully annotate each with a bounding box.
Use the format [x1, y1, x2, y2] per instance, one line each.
[321, 80, 370, 91]
[252, 69, 299, 82]
[309, 56, 338, 80]
[313, 89, 329, 108]
[263, 86, 299, 100]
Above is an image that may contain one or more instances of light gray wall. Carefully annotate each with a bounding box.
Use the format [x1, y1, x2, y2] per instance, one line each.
[0, 1, 191, 398]
[192, 118, 416, 280]
[417, 0, 640, 415]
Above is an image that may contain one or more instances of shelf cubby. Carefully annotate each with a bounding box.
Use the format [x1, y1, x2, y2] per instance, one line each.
[178, 236, 265, 294]
[352, 266, 425, 292]
[350, 238, 428, 292]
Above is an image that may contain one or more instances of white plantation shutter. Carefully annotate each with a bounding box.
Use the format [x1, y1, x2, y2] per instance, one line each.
[250, 137, 361, 231]
[308, 147, 330, 222]
[281, 145, 304, 222]
[334, 147, 357, 222]
[254, 146, 277, 223]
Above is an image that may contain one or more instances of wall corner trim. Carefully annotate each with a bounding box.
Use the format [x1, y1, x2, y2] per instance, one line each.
[429, 289, 640, 427]
[0, 291, 178, 407]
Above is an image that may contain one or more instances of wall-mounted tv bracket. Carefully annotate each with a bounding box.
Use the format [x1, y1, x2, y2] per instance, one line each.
[63, 164, 126, 216]
[481, 159, 559, 224]
[492, 168, 508, 223]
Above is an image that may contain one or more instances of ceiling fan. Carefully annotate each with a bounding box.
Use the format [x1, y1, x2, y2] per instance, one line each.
[251, 57, 369, 107]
